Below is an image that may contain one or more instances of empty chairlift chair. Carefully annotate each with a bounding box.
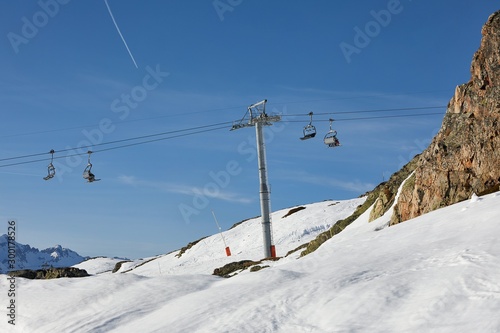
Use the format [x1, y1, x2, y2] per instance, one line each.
[300, 112, 317, 140]
[43, 149, 56, 180]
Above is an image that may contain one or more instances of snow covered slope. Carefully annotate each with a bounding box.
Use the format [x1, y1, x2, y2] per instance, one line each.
[121, 198, 365, 276]
[1, 193, 500, 332]
[73, 257, 127, 275]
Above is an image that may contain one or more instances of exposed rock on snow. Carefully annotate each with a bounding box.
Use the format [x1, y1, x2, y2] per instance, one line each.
[300, 158, 418, 257]
[8, 267, 89, 279]
[392, 10, 500, 224]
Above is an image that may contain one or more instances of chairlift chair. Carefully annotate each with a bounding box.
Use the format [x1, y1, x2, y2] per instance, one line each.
[43, 150, 56, 180]
[324, 119, 341, 148]
[83, 151, 100, 183]
[300, 112, 317, 140]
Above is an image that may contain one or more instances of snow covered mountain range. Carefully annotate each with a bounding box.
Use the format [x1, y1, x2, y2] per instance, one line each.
[0, 234, 87, 272]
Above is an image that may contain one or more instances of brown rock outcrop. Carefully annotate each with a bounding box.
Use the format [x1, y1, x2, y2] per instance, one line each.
[391, 10, 500, 225]
[8, 267, 90, 279]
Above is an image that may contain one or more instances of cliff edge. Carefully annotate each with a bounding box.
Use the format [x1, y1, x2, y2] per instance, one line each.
[391, 10, 500, 224]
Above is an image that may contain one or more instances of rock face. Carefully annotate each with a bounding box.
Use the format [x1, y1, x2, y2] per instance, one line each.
[368, 155, 419, 222]
[391, 11, 500, 225]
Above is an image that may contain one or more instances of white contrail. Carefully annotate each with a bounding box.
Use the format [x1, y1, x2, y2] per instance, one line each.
[104, 0, 138, 69]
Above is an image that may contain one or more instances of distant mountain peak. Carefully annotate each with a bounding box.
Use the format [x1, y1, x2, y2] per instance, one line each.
[0, 235, 87, 272]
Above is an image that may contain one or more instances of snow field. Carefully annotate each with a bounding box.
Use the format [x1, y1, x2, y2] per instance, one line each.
[74, 257, 126, 275]
[1, 192, 499, 332]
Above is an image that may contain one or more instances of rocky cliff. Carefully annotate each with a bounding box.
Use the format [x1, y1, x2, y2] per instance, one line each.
[283, 11, 500, 258]
[391, 10, 500, 224]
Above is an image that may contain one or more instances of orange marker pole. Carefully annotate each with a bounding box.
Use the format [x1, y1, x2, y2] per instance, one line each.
[212, 210, 231, 257]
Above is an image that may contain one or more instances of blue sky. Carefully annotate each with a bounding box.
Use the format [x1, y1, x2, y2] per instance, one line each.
[0, 1, 497, 259]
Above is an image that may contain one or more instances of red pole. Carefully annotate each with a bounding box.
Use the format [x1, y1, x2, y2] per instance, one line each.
[270, 245, 276, 258]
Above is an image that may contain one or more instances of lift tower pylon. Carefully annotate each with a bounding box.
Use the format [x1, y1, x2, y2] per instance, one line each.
[231, 99, 280, 258]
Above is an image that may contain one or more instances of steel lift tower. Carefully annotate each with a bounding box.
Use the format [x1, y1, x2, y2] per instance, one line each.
[231, 99, 281, 258]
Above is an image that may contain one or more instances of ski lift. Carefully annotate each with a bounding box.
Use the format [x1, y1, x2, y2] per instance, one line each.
[83, 151, 100, 183]
[43, 149, 56, 180]
[324, 119, 341, 148]
[300, 112, 317, 140]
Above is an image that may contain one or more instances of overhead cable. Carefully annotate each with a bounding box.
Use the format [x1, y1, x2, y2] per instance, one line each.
[0, 110, 445, 169]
